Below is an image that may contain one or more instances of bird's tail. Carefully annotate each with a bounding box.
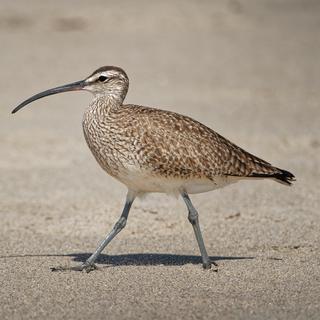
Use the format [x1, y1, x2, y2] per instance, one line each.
[250, 168, 296, 186]
[270, 168, 296, 186]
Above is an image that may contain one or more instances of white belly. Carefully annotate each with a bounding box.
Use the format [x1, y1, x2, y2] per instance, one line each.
[113, 166, 240, 195]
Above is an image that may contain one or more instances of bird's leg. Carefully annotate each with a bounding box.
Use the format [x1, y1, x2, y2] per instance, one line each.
[181, 192, 217, 270]
[52, 190, 136, 273]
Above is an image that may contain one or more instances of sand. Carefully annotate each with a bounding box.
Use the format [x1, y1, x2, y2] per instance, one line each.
[0, 0, 319, 319]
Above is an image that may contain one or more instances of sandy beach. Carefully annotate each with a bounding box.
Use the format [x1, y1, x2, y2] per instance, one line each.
[0, 1, 319, 319]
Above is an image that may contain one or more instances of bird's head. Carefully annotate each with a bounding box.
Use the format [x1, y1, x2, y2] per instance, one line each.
[84, 66, 129, 99]
[12, 66, 129, 114]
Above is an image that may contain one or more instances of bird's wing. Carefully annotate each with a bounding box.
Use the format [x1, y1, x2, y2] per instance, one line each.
[122, 105, 287, 181]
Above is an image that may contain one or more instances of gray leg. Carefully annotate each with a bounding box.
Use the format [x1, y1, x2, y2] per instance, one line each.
[52, 190, 136, 273]
[181, 191, 217, 269]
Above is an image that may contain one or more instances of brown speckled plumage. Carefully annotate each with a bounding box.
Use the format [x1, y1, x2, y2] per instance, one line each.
[12, 65, 295, 272]
[82, 67, 294, 194]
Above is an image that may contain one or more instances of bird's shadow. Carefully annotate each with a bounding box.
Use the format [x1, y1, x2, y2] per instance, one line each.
[70, 253, 255, 266]
[0, 252, 255, 267]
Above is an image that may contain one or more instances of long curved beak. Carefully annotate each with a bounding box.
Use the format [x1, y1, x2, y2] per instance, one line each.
[11, 80, 85, 114]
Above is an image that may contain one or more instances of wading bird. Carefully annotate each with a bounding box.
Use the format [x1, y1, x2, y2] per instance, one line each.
[12, 66, 295, 272]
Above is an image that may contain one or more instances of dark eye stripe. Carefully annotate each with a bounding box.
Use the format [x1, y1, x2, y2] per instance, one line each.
[98, 75, 108, 82]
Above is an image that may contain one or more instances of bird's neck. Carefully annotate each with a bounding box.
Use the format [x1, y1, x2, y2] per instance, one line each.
[89, 94, 123, 115]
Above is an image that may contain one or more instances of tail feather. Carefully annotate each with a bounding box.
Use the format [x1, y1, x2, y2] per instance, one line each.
[250, 168, 296, 186]
[273, 168, 296, 186]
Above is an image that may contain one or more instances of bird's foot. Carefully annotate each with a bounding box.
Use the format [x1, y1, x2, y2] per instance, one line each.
[202, 260, 218, 271]
[51, 262, 98, 273]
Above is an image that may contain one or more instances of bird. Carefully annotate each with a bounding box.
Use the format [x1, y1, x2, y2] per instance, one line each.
[12, 66, 295, 272]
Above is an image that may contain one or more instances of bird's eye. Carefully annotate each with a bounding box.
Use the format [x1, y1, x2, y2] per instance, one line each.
[98, 75, 108, 82]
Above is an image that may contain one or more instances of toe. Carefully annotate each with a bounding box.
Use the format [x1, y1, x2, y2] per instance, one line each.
[50, 263, 98, 272]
